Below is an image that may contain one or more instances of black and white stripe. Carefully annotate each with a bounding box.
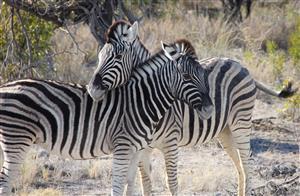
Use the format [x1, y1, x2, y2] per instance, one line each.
[0, 40, 208, 195]
[88, 21, 297, 196]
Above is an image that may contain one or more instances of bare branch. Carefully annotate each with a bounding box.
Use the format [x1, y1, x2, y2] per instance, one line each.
[3, 0, 144, 46]
[16, 9, 33, 77]
[118, 0, 140, 23]
[0, 0, 3, 15]
[60, 26, 88, 56]
[3, 0, 64, 26]
[221, 0, 252, 24]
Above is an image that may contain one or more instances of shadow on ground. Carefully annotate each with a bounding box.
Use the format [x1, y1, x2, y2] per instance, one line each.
[251, 138, 299, 155]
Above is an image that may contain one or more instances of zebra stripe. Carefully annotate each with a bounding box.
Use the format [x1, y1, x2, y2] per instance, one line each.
[0, 40, 206, 195]
[88, 21, 296, 196]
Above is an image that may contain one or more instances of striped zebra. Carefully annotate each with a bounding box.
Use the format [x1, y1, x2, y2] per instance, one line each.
[87, 20, 297, 196]
[0, 38, 212, 195]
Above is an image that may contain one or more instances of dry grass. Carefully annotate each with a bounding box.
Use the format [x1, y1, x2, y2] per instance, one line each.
[49, 1, 299, 89]
[12, 149, 40, 192]
[17, 188, 63, 196]
[137, 2, 300, 85]
[1, 1, 298, 195]
[83, 159, 112, 182]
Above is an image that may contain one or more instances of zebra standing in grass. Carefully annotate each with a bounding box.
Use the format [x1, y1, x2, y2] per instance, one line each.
[0, 35, 212, 195]
[88, 20, 297, 196]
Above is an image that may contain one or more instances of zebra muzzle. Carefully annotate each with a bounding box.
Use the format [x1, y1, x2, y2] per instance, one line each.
[197, 104, 214, 120]
[87, 84, 108, 101]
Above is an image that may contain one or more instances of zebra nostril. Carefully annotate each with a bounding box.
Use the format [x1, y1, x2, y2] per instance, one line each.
[101, 83, 109, 90]
[93, 74, 102, 86]
[92, 74, 110, 90]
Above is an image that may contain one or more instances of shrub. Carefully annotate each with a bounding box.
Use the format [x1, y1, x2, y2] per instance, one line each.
[0, 2, 55, 82]
[288, 16, 300, 70]
[266, 40, 286, 80]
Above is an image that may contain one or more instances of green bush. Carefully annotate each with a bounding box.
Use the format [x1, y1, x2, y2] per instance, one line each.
[0, 2, 55, 81]
[266, 40, 286, 79]
[288, 16, 300, 70]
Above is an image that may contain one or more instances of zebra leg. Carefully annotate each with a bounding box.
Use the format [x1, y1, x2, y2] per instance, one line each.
[218, 126, 245, 196]
[126, 151, 141, 196]
[162, 141, 179, 196]
[230, 125, 254, 196]
[0, 139, 31, 194]
[111, 143, 134, 196]
[138, 148, 152, 196]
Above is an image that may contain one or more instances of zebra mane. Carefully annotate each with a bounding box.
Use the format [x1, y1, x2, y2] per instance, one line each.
[135, 39, 198, 69]
[174, 39, 197, 58]
[105, 20, 131, 43]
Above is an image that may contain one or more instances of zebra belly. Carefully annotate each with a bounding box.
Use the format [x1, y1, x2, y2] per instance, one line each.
[39, 140, 111, 160]
[177, 103, 225, 147]
[0, 80, 121, 160]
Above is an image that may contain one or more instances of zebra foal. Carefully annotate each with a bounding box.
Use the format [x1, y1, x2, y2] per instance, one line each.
[0, 30, 211, 195]
[88, 20, 297, 196]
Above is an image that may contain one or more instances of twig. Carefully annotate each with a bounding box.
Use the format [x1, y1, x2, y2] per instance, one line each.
[16, 9, 33, 77]
[61, 25, 87, 56]
[0, 0, 2, 15]
[118, 0, 141, 23]
[279, 176, 299, 186]
[2, 41, 13, 68]
[36, 0, 49, 16]
[9, 6, 23, 75]
[254, 176, 299, 191]
[3, 0, 64, 26]
[10, 6, 16, 55]
[25, 49, 78, 70]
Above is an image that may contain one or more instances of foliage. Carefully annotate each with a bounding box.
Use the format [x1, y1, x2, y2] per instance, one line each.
[283, 94, 300, 120]
[280, 80, 300, 121]
[0, 2, 55, 82]
[243, 50, 254, 62]
[288, 16, 300, 70]
[266, 40, 286, 80]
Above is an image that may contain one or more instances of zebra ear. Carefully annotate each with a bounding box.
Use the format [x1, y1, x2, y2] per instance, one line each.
[127, 21, 139, 43]
[161, 41, 181, 61]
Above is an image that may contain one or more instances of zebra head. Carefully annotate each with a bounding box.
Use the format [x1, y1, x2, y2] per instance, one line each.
[88, 20, 139, 101]
[162, 40, 214, 120]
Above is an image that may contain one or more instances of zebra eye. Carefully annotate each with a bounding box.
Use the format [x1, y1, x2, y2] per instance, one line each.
[116, 54, 122, 59]
[123, 33, 128, 37]
[182, 73, 192, 80]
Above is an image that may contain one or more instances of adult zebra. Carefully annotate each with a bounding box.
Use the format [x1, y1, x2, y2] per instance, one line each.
[0, 39, 212, 194]
[88, 20, 297, 196]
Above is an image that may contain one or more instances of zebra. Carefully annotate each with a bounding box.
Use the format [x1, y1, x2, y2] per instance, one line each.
[87, 20, 297, 196]
[0, 38, 212, 195]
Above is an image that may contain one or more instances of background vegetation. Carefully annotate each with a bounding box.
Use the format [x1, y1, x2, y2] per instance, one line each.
[0, 0, 299, 194]
[1, 0, 298, 119]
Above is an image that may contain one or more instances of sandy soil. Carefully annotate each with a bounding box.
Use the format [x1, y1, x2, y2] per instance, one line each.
[13, 98, 299, 196]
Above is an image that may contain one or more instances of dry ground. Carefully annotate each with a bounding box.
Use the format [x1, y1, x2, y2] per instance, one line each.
[4, 2, 299, 195]
[12, 96, 299, 196]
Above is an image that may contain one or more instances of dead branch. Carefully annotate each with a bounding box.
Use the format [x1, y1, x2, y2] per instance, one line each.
[63, 25, 88, 56]
[253, 176, 299, 194]
[16, 9, 33, 77]
[221, 0, 252, 24]
[3, 0, 64, 26]
[118, 0, 139, 23]
[279, 176, 299, 186]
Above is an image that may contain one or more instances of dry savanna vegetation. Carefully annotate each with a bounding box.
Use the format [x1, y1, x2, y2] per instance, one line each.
[0, 0, 299, 195]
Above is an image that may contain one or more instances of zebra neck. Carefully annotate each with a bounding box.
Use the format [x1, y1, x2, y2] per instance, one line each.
[133, 38, 151, 66]
[129, 58, 175, 123]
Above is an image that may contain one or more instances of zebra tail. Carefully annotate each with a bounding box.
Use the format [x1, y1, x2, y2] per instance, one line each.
[255, 80, 298, 98]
